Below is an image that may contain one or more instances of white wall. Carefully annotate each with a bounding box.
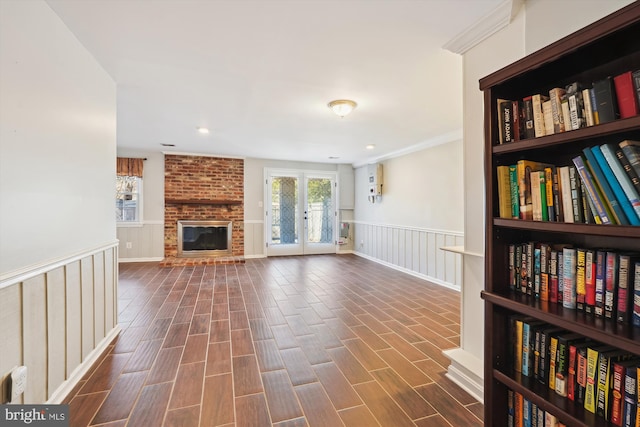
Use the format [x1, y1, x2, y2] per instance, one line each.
[0, 0, 116, 277]
[353, 140, 464, 289]
[354, 140, 463, 230]
[0, 0, 118, 404]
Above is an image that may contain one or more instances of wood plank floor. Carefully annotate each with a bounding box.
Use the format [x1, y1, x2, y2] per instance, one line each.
[64, 254, 483, 426]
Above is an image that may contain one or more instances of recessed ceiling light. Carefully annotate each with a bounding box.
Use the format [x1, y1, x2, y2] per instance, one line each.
[197, 127, 210, 134]
[328, 156, 340, 159]
[366, 144, 375, 150]
[161, 143, 175, 147]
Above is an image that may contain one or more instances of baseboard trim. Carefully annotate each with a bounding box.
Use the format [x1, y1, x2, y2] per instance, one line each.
[47, 325, 121, 404]
[442, 348, 484, 404]
[337, 249, 355, 254]
[244, 254, 266, 259]
[353, 251, 460, 292]
[118, 257, 163, 263]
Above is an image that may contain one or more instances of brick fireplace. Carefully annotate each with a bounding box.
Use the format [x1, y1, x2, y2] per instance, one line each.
[162, 154, 244, 265]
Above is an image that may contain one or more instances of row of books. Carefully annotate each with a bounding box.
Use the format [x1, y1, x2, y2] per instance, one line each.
[497, 70, 640, 144]
[508, 243, 640, 325]
[508, 389, 567, 427]
[508, 317, 639, 426]
[496, 140, 640, 225]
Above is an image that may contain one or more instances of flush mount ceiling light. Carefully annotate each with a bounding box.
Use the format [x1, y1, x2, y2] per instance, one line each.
[327, 99, 357, 118]
[366, 144, 375, 150]
[197, 127, 210, 134]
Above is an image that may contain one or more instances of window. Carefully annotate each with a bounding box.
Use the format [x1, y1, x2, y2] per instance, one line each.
[116, 175, 142, 222]
[116, 157, 144, 223]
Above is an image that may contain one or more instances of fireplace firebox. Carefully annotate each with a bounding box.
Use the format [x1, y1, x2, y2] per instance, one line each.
[177, 220, 232, 257]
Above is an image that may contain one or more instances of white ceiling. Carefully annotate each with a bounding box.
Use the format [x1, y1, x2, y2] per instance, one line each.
[46, 0, 503, 165]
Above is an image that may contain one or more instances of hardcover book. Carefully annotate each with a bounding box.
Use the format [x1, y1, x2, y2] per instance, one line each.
[566, 82, 585, 130]
[633, 261, 640, 327]
[617, 254, 640, 324]
[585, 249, 596, 315]
[622, 364, 637, 427]
[593, 76, 620, 124]
[620, 140, 640, 179]
[532, 94, 549, 137]
[498, 165, 512, 218]
[555, 333, 583, 397]
[597, 349, 631, 420]
[576, 248, 587, 312]
[614, 71, 640, 119]
[605, 251, 619, 320]
[573, 155, 613, 225]
[559, 166, 574, 224]
[562, 248, 577, 310]
[517, 161, 553, 221]
[522, 96, 535, 139]
[583, 147, 628, 225]
[548, 87, 567, 133]
[600, 143, 640, 223]
[595, 250, 606, 317]
[592, 146, 638, 225]
[615, 143, 640, 195]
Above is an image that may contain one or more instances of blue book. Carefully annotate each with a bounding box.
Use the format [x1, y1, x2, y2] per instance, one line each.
[592, 146, 639, 225]
[563, 247, 577, 309]
[523, 398, 532, 427]
[582, 147, 629, 225]
[633, 261, 640, 327]
[600, 143, 640, 222]
[572, 155, 612, 224]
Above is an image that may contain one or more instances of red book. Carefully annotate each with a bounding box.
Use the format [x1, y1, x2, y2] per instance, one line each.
[585, 250, 596, 314]
[614, 71, 640, 119]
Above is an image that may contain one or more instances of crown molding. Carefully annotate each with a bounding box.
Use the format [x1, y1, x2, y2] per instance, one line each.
[443, 0, 524, 55]
[352, 129, 462, 168]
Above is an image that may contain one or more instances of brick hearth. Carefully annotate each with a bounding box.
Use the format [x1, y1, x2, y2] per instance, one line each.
[163, 155, 244, 265]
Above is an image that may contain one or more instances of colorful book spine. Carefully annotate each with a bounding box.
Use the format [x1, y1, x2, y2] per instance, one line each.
[595, 250, 606, 317]
[583, 147, 627, 225]
[549, 335, 559, 390]
[623, 364, 637, 426]
[633, 261, 640, 327]
[576, 248, 587, 312]
[619, 140, 640, 178]
[572, 155, 612, 224]
[498, 166, 513, 219]
[605, 251, 619, 320]
[510, 165, 520, 219]
[597, 350, 628, 420]
[592, 146, 638, 225]
[563, 248, 577, 310]
[585, 347, 600, 413]
[576, 345, 589, 404]
[600, 143, 640, 222]
[585, 250, 596, 315]
[617, 254, 640, 324]
[615, 143, 640, 195]
[550, 249, 559, 303]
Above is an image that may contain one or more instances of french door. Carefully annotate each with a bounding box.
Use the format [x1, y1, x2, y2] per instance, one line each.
[265, 170, 337, 256]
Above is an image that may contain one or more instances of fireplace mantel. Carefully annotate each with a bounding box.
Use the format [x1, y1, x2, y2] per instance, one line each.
[165, 199, 242, 206]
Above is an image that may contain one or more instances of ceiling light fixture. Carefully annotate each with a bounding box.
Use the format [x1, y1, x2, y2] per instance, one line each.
[327, 99, 357, 118]
[366, 144, 375, 150]
[197, 127, 210, 134]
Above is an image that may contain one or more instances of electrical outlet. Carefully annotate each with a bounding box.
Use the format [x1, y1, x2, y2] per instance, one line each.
[126, 242, 132, 249]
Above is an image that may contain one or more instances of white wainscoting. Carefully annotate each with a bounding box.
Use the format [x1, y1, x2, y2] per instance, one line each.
[117, 221, 164, 262]
[244, 220, 266, 258]
[353, 221, 464, 290]
[0, 242, 120, 404]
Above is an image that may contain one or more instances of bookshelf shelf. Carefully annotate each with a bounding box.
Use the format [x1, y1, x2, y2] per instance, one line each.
[492, 116, 640, 155]
[493, 370, 609, 427]
[482, 291, 640, 354]
[493, 218, 640, 238]
[481, 3, 640, 426]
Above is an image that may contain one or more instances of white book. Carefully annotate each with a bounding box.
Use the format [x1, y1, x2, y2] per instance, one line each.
[559, 166, 574, 223]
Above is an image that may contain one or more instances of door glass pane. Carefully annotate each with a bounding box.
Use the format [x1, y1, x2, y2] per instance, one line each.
[271, 177, 298, 244]
[306, 178, 333, 243]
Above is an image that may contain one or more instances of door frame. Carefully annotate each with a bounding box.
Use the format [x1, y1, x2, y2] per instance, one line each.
[264, 168, 338, 256]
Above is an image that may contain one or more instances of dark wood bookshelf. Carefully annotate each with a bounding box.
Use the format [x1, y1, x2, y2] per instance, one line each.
[481, 3, 640, 426]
